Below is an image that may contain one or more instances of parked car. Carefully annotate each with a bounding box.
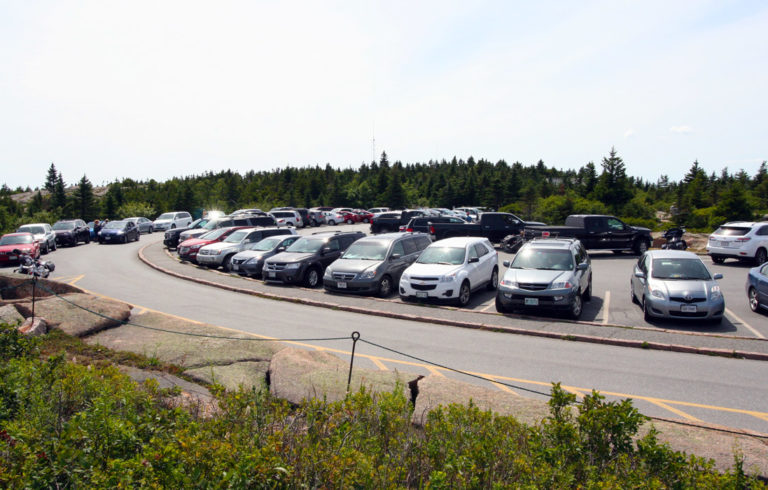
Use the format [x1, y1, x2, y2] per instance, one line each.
[98, 220, 140, 244]
[630, 250, 725, 324]
[370, 210, 427, 234]
[16, 223, 56, 254]
[495, 238, 592, 319]
[230, 235, 302, 278]
[177, 227, 248, 263]
[400, 216, 467, 240]
[124, 216, 154, 234]
[399, 237, 498, 307]
[153, 211, 193, 231]
[355, 210, 374, 223]
[322, 210, 345, 226]
[52, 219, 91, 246]
[706, 221, 768, 265]
[269, 210, 303, 228]
[196, 227, 296, 271]
[324, 232, 432, 297]
[0, 233, 41, 264]
[179, 215, 277, 242]
[230, 208, 264, 216]
[746, 262, 768, 314]
[367, 207, 390, 215]
[263, 230, 365, 287]
[524, 215, 651, 254]
[340, 211, 362, 224]
[164, 218, 210, 249]
[305, 209, 326, 227]
[431, 212, 541, 244]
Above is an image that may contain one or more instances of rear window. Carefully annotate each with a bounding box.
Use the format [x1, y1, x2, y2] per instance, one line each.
[713, 226, 750, 236]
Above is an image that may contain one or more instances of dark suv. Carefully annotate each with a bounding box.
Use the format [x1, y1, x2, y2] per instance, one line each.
[52, 219, 91, 246]
[164, 218, 209, 249]
[370, 210, 426, 234]
[263, 231, 365, 287]
[323, 232, 431, 297]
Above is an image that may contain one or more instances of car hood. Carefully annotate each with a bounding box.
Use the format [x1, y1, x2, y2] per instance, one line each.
[0, 244, 35, 253]
[502, 269, 570, 285]
[232, 250, 272, 261]
[648, 279, 714, 298]
[631, 225, 651, 233]
[100, 228, 125, 235]
[404, 262, 462, 277]
[180, 230, 207, 240]
[179, 238, 215, 248]
[267, 251, 316, 264]
[328, 259, 383, 274]
[202, 242, 240, 252]
[54, 229, 74, 235]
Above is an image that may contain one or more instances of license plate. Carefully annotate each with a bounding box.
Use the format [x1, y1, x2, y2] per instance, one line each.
[416, 292, 428, 298]
[268, 271, 276, 278]
[681, 304, 697, 313]
[232, 264, 239, 271]
[337, 281, 347, 288]
[524, 298, 539, 306]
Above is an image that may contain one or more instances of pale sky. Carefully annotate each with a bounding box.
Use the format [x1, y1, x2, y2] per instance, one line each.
[2, 1, 766, 190]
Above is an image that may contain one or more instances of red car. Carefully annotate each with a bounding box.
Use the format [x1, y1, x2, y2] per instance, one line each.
[339, 211, 362, 224]
[177, 226, 248, 263]
[0, 232, 41, 264]
[355, 210, 374, 223]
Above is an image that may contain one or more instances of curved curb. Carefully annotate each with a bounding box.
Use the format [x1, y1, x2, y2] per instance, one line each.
[138, 244, 768, 362]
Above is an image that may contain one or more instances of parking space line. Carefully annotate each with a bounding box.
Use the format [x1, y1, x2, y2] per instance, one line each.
[480, 300, 496, 312]
[726, 308, 764, 339]
[489, 379, 519, 396]
[370, 357, 389, 371]
[646, 400, 702, 422]
[563, 386, 585, 400]
[601, 291, 611, 325]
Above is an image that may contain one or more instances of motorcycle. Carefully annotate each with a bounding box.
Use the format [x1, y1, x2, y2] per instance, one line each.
[501, 234, 524, 254]
[660, 227, 687, 250]
[13, 249, 55, 278]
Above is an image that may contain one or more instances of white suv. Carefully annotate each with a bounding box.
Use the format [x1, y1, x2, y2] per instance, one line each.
[399, 236, 498, 307]
[153, 211, 193, 231]
[707, 221, 768, 265]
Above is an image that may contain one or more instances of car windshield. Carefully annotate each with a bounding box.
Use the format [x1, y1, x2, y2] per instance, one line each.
[224, 230, 249, 243]
[272, 212, 294, 218]
[286, 238, 324, 253]
[18, 226, 44, 234]
[157, 213, 175, 220]
[188, 219, 204, 228]
[712, 226, 750, 236]
[0, 235, 33, 245]
[651, 258, 711, 280]
[249, 237, 283, 251]
[200, 228, 229, 240]
[342, 242, 388, 260]
[53, 222, 75, 230]
[104, 221, 126, 230]
[416, 246, 465, 265]
[510, 248, 574, 270]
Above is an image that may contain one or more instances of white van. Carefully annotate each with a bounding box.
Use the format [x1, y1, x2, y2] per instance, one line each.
[153, 211, 193, 231]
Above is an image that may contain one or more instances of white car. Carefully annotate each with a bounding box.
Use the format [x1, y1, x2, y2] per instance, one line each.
[323, 211, 345, 226]
[153, 211, 193, 231]
[707, 221, 768, 265]
[399, 236, 498, 307]
[16, 223, 56, 254]
[269, 210, 303, 228]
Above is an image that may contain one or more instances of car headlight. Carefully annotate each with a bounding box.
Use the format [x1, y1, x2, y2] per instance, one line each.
[500, 279, 517, 287]
[323, 268, 332, 278]
[401, 273, 410, 282]
[710, 285, 722, 300]
[116, 230, 124, 234]
[246, 258, 260, 265]
[360, 270, 377, 279]
[285, 262, 300, 269]
[190, 245, 201, 250]
[650, 289, 665, 299]
[440, 272, 457, 282]
[551, 280, 574, 290]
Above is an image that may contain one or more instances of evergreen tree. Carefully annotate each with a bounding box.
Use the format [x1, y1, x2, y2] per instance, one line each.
[593, 148, 632, 214]
[44, 163, 58, 193]
[72, 175, 96, 221]
[52, 172, 67, 210]
[384, 170, 405, 209]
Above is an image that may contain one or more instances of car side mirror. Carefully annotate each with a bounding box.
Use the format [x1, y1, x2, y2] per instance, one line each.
[322, 247, 331, 254]
[390, 253, 402, 260]
[277, 246, 286, 252]
[713, 273, 723, 280]
[502, 260, 510, 268]
[468, 257, 479, 263]
[577, 262, 589, 271]
[634, 270, 646, 279]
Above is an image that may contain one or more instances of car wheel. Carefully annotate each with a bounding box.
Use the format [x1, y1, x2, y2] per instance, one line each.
[222, 255, 234, 272]
[364, 218, 370, 223]
[711, 256, 725, 264]
[42, 243, 49, 255]
[755, 248, 768, 265]
[171, 224, 176, 229]
[495, 295, 510, 313]
[85, 234, 91, 244]
[486, 267, 499, 291]
[643, 297, 654, 323]
[583, 276, 592, 301]
[748, 287, 760, 312]
[122, 235, 128, 244]
[630, 282, 638, 304]
[378, 275, 393, 297]
[456, 281, 471, 307]
[633, 240, 649, 255]
[305, 267, 321, 288]
[51, 241, 57, 251]
[328, 219, 336, 226]
[569, 294, 583, 320]
[346, 219, 353, 224]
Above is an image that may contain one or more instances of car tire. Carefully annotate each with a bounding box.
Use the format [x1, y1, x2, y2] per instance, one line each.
[85, 234, 91, 244]
[305, 267, 321, 288]
[51, 241, 57, 251]
[569, 294, 583, 320]
[748, 287, 760, 312]
[456, 281, 471, 307]
[755, 248, 768, 265]
[122, 235, 128, 244]
[42, 243, 49, 255]
[495, 295, 510, 313]
[583, 276, 592, 301]
[486, 267, 499, 291]
[328, 220, 336, 226]
[346, 219, 353, 224]
[633, 240, 649, 255]
[630, 283, 638, 304]
[378, 275, 393, 297]
[711, 255, 725, 264]
[642, 297, 653, 323]
[171, 224, 176, 229]
[222, 255, 234, 272]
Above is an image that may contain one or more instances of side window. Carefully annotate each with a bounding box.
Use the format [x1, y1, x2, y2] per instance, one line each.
[474, 243, 489, 257]
[573, 246, 583, 265]
[181, 213, 191, 219]
[607, 218, 624, 231]
[640, 254, 650, 273]
[503, 215, 519, 225]
[221, 220, 234, 227]
[283, 236, 299, 247]
[233, 219, 248, 226]
[468, 244, 479, 260]
[417, 236, 431, 249]
[393, 240, 407, 256]
[327, 239, 340, 251]
[247, 232, 262, 242]
[482, 214, 501, 226]
[757, 226, 768, 236]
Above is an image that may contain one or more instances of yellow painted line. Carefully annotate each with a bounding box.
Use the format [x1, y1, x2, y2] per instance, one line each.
[60, 284, 768, 424]
[426, 366, 446, 377]
[370, 357, 389, 371]
[488, 378, 518, 396]
[726, 308, 764, 339]
[61, 274, 85, 285]
[646, 399, 702, 422]
[602, 290, 611, 325]
[134, 307, 148, 315]
[563, 386, 585, 400]
[480, 301, 496, 312]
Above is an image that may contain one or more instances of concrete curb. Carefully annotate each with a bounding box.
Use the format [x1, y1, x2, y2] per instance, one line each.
[138, 244, 768, 362]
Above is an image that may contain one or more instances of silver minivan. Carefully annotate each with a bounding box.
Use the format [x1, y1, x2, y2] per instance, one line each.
[323, 232, 432, 297]
[153, 211, 193, 231]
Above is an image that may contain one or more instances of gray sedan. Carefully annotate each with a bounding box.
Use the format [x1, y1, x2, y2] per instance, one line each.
[630, 250, 725, 324]
[125, 217, 154, 234]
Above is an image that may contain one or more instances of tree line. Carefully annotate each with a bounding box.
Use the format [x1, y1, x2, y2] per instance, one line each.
[1, 150, 766, 234]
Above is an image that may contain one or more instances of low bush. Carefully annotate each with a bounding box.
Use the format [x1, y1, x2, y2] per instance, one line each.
[0, 324, 762, 487]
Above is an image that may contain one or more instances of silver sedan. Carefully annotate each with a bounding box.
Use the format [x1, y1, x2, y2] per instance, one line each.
[630, 250, 724, 324]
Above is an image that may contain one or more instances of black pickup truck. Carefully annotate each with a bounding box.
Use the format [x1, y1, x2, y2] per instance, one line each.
[524, 215, 651, 254]
[430, 212, 540, 243]
[370, 210, 426, 234]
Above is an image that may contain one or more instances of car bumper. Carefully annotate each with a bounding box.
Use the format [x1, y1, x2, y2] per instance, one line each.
[323, 278, 379, 294]
[496, 287, 578, 311]
[231, 260, 264, 277]
[707, 245, 753, 259]
[644, 296, 725, 320]
[196, 254, 224, 266]
[55, 235, 76, 245]
[178, 249, 199, 262]
[99, 234, 123, 243]
[263, 267, 305, 284]
[399, 278, 459, 300]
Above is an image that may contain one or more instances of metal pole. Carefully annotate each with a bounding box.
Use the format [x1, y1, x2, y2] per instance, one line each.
[347, 331, 360, 393]
[31, 276, 37, 322]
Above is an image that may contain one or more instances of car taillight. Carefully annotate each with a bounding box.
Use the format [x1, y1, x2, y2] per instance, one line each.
[735, 237, 751, 243]
[406, 228, 413, 232]
[429, 226, 435, 234]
